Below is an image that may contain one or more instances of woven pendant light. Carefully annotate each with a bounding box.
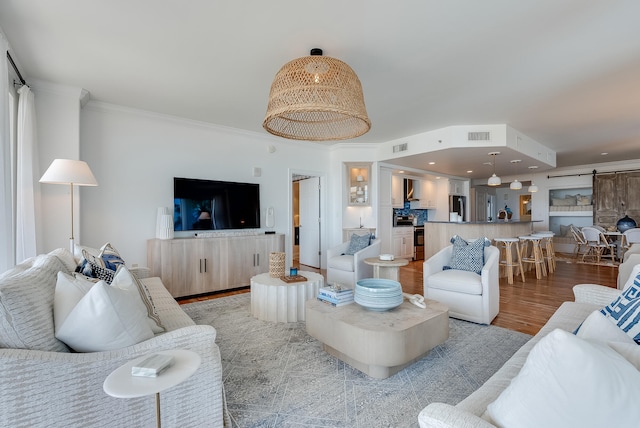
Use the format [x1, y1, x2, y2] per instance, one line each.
[263, 48, 371, 141]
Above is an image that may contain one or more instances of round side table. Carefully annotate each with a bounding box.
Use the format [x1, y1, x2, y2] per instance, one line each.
[364, 257, 409, 282]
[250, 271, 324, 322]
[103, 349, 201, 428]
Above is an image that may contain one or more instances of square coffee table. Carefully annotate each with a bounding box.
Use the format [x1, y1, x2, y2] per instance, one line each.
[305, 298, 449, 379]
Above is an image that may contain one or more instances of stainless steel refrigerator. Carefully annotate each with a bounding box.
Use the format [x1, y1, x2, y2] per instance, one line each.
[449, 195, 467, 222]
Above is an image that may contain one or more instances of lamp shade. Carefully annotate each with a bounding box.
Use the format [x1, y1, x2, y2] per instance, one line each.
[510, 180, 522, 190]
[488, 174, 501, 186]
[263, 49, 371, 141]
[528, 183, 539, 193]
[40, 159, 98, 186]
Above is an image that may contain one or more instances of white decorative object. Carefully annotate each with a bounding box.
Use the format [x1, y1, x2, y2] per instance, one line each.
[379, 254, 394, 261]
[156, 214, 174, 240]
[156, 207, 171, 239]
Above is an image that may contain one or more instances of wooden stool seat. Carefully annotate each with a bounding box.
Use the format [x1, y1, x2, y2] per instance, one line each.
[532, 232, 556, 273]
[494, 238, 525, 284]
[519, 235, 547, 279]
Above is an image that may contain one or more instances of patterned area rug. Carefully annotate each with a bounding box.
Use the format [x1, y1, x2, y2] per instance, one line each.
[182, 294, 531, 428]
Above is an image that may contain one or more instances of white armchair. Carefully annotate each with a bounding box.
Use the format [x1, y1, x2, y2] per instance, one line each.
[423, 245, 499, 325]
[326, 238, 381, 288]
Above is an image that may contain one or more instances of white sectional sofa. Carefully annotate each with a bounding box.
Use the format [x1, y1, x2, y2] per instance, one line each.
[0, 249, 228, 427]
[419, 258, 640, 427]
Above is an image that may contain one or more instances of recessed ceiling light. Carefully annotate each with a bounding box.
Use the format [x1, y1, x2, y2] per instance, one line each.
[398, 170, 405, 174]
[528, 165, 539, 169]
[467, 170, 473, 173]
[435, 176, 441, 179]
[601, 152, 608, 156]
[428, 161, 435, 165]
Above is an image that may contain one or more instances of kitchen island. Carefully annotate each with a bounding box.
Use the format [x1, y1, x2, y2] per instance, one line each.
[424, 221, 537, 259]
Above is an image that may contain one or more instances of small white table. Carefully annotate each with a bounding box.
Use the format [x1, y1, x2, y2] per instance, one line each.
[250, 271, 324, 322]
[364, 257, 409, 282]
[103, 349, 201, 428]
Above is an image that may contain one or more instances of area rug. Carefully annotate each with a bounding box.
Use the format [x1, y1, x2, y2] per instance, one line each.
[182, 294, 531, 428]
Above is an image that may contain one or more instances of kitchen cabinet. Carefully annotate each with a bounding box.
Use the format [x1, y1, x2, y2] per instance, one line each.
[392, 227, 414, 259]
[346, 162, 372, 206]
[147, 234, 284, 298]
[449, 179, 465, 195]
[410, 179, 437, 209]
[391, 175, 404, 208]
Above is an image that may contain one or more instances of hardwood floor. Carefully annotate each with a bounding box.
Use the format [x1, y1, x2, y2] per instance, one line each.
[178, 254, 619, 336]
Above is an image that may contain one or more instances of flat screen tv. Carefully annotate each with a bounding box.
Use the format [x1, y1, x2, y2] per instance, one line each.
[174, 177, 260, 231]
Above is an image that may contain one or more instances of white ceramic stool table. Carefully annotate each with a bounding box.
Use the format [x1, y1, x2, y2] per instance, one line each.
[250, 271, 324, 322]
[103, 349, 201, 428]
[363, 257, 409, 282]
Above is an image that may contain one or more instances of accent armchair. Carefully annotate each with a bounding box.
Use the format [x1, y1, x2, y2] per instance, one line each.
[326, 238, 381, 288]
[423, 244, 499, 325]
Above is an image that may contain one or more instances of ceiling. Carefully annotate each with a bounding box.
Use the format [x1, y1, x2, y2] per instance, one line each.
[2, 1, 639, 179]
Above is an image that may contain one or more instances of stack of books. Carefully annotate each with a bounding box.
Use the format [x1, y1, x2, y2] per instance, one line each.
[317, 283, 354, 307]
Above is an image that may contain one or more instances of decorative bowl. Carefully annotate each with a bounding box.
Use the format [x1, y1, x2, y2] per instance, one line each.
[354, 278, 403, 311]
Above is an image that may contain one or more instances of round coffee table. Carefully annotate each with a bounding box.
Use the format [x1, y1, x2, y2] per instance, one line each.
[364, 257, 409, 282]
[250, 271, 324, 322]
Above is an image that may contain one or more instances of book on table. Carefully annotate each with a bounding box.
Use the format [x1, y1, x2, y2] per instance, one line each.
[318, 283, 354, 299]
[318, 290, 353, 301]
[317, 296, 354, 307]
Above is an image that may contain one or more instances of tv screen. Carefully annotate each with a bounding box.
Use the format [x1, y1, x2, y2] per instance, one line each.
[174, 177, 260, 231]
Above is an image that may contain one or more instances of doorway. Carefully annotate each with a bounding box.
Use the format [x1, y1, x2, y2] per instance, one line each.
[291, 173, 322, 270]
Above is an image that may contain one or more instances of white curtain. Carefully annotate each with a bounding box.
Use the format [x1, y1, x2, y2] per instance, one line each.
[0, 34, 13, 272]
[15, 85, 39, 263]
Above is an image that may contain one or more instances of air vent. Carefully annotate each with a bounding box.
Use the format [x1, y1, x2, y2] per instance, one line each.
[393, 142, 408, 153]
[468, 131, 491, 141]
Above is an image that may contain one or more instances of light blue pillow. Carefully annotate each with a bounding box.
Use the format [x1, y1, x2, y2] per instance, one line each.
[600, 273, 640, 343]
[444, 235, 489, 274]
[344, 233, 371, 255]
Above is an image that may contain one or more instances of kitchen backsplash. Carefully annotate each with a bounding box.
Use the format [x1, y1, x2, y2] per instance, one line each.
[394, 201, 429, 225]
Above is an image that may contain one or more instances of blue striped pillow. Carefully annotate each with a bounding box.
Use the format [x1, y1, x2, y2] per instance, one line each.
[600, 273, 640, 343]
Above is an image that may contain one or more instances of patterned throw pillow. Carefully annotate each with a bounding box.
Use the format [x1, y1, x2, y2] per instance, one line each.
[76, 243, 125, 284]
[344, 233, 371, 255]
[600, 273, 640, 343]
[99, 243, 126, 271]
[445, 235, 489, 274]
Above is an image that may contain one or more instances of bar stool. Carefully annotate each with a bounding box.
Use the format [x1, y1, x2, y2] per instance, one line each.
[494, 238, 525, 284]
[532, 232, 556, 273]
[519, 235, 547, 279]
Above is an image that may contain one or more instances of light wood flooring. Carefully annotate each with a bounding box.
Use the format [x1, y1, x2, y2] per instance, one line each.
[178, 253, 619, 336]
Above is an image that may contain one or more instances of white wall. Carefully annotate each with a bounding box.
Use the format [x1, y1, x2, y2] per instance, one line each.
[79, 102, 333, 266]
[32, 80, 85, 254]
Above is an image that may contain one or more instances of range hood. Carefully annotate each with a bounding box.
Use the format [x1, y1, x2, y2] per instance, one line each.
[404, 179, 418, 202]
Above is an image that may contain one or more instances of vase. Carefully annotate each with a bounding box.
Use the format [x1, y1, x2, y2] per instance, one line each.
[617, 215, 637, 233]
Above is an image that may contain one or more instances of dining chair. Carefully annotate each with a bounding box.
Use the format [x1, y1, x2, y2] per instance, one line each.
[581, 226, 616, 263]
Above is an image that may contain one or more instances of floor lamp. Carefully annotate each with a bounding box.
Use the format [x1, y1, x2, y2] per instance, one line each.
[40, 159, 98, 253]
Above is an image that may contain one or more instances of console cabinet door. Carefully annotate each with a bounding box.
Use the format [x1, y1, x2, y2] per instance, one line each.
[225, 236, 258, 288]
[147, 238, 201, 298]
[199, 238, 225, 293]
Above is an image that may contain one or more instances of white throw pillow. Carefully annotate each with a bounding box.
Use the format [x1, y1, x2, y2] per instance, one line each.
[622, 265, 640, 291]
[576, 310, 635, 345]
[111, 265, 164, 333]
[487, 328, 640, 428]
[53, 272, 95, 333]
[55, 281, 155, 352]
[608, 342, 640, 371]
